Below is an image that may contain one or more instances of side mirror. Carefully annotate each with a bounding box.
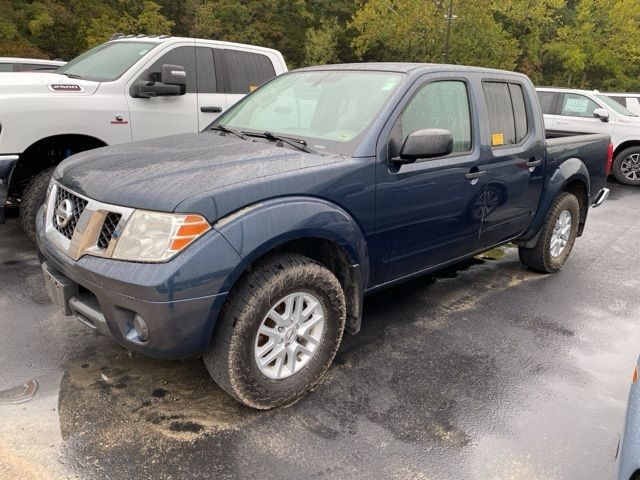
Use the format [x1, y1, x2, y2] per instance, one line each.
[134, 64, 186, 98]
[394, 129, 454, 164]
[593, 108, 610, 122]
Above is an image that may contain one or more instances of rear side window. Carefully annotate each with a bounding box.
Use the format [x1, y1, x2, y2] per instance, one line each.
[196, 47, 217, 93]
[398, 80, 472, 154]
[537, 91, 555, 114]
[483, 81, 529, 147]
[216, 49, 276, 94]
[0, 63, 14, 72]
[559, 93, 599, 118]
[608, 96, 626, 107]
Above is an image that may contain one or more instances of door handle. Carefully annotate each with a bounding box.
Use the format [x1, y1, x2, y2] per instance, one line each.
[201, 106, 223, 113]
[465, 170, 487, 180]
[526, 159, 542, 168]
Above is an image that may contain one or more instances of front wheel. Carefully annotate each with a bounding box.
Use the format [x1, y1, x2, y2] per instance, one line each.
[203, 253, 346, 409]
[518, 192, 580, 273]
[19, 167, 55, 243]
[612, 147, 640, 186]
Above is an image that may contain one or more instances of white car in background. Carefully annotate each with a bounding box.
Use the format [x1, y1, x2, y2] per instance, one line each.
[0, 34, 287, 240]
[0, 57, 65, 72]
[536, 87, 640, 186]
[604, 92, 640, 116]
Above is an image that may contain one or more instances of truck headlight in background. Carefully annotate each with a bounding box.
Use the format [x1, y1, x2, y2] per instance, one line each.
[112, 210, 210, 262]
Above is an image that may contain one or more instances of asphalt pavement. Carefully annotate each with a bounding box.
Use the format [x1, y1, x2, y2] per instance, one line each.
[1, 181, 639, 480]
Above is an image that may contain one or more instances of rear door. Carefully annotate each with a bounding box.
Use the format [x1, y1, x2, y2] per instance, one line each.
[215, 48, 278, 109]
[194, 44, 229, 130]
[476, 80, 545, 247]
[372, 75, 485, 284]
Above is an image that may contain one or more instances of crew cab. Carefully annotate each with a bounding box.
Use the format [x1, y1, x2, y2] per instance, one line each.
[537, 87, 640, 185]
[0, 34, 287, 239]
[37, 64, 611, 409]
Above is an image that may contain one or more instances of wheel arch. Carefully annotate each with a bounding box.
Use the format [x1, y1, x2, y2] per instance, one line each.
[215, 197, 370, 335]
[9, 134, 107, 195]
[613, 140, 640, 159]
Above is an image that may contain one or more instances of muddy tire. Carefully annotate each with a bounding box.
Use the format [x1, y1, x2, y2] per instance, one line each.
[518, 192, 580, 273]
[612, 147, 640, 186]
[203, 253, 346, 409]
[19, 167, 55, 243]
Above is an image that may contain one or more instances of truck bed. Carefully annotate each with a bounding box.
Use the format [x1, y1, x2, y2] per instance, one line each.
[545, 131, 610, 198]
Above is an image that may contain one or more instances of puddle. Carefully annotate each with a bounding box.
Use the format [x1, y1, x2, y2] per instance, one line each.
[59, 345, 259, 446]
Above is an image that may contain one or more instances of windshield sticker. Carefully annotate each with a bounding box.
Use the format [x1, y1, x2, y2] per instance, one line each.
[564, 97, 590, 113]
[491, 133, 504, 146]
[381, 79, 399, 91]
[48, 84, 83, 92]
[336, 131, 354, 141]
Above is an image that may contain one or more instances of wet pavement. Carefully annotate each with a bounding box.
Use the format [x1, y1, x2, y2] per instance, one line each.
[1, 182, 639, 479]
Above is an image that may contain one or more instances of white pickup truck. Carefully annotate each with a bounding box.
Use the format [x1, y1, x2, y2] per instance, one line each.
[536, 87, 640, 186]
[0, 35, 287, 239]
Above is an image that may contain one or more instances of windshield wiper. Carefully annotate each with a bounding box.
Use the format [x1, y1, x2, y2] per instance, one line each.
[248, 131, 319, 155]
[62, 73, 83, 79]
[211, 124, 247, 140]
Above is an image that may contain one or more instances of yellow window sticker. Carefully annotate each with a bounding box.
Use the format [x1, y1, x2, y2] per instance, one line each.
[491, 133, 504, 146]
[249, 85, 258, 92]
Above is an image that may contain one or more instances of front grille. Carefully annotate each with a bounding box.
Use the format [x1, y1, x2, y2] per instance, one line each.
[53, 187, 88, 240]
[97, 212, 122, 249]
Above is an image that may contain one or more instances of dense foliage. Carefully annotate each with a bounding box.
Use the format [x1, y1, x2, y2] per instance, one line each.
[1, 0, 638, 90]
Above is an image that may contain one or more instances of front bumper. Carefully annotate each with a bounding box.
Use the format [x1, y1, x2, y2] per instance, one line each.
[36, 207, 243, 358]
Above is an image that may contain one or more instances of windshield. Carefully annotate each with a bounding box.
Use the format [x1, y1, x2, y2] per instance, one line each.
[213, 70, 405, 155]
[57, 41, 158, 82]
[596, 94, 638, 117]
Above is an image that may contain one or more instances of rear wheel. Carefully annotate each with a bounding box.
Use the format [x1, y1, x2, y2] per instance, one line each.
[518, 192, 580, 273]
[612, 147, 640, 186]
[203, 253, 346, 409]
[19, 167, 55, 243]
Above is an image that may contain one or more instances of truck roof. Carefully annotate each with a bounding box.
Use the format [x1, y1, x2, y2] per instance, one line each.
[108, 35, 284, 57]
[296, 62, 530, 79]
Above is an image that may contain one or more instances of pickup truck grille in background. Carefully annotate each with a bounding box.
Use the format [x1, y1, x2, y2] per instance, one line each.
[53, 187, 88, 240]
[97, 212, 122, 249]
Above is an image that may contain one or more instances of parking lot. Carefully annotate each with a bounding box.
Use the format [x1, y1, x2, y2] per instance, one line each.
[0, 181, 639, 480]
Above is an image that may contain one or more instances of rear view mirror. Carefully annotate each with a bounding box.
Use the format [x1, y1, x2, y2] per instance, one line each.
[394, 129, 454, 164]
[593, 108, 610, 122]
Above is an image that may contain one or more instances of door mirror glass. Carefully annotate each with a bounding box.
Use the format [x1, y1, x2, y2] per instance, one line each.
[593, 108, 610, 122]
[161, 64, 187, 87]
[395, 129, 453, 164]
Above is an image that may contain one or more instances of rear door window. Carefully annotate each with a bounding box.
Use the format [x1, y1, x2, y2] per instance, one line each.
[483, 81, 530, 147]
[196, 47, 217, 93]
[216, 49, 276, 94]
[0, 63, 14, 72]
[559, 93, 599, 118]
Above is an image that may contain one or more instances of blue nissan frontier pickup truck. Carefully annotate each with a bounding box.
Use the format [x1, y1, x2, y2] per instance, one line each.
[37, 63, 612, 409]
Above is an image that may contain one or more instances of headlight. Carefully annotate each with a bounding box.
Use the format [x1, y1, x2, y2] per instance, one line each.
[112, 210, 211, 262]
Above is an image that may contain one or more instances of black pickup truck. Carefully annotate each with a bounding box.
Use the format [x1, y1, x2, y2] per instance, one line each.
[37, 63, 611, 408]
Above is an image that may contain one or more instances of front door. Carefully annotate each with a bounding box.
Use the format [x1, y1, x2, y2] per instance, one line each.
[372, 78, 485, 285]
[475, 81, 546, 248]
[126, 43, 199, 141]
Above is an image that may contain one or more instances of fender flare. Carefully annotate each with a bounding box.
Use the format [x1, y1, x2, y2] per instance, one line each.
[215, 196, 370, 289]
[519, 158, 590, 243]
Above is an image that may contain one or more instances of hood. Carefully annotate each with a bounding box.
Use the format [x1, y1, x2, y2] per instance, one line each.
[54, 132, 342, 218]
[0, 72, 100, 96]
